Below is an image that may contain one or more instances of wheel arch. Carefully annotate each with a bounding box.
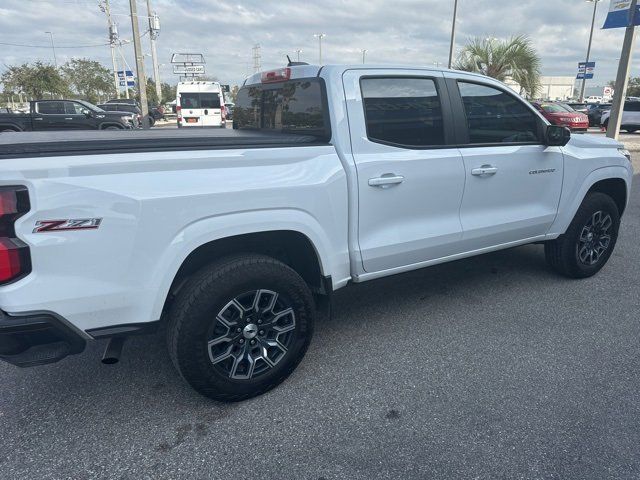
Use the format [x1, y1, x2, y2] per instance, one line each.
[99, 122, 125, 130]
[587, 177, 627, 216]
[548, 166, 631, 237]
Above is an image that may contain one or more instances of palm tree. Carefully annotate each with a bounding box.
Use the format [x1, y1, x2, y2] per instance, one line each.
[454, 35, 542, 98]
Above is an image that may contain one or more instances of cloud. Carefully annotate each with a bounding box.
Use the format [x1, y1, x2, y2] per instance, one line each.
[0, 0, 637, 90]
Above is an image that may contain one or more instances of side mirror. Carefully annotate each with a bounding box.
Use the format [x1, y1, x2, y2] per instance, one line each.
[545, 125, 571, 147]
[82, 109, 92, 118]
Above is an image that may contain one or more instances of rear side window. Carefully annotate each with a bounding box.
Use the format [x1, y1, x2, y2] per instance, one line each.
[624, 101, 640, 112]
[180, 92, 220, 109]
[234, 78, 329, 140]
[458, 82, 539, 144]
[36, 102, 65, 114]
[361, 77, 444, 147]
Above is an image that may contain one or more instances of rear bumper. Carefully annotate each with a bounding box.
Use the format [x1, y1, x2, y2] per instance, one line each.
[0, 310, 87, 367]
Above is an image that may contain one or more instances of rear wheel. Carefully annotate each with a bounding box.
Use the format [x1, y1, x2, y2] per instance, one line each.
[545, 192, 620, 278]
[167, 254, 315, 402]
[104, 125, 122, 130]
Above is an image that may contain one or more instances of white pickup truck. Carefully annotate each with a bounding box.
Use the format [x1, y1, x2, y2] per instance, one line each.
[0, 64, 633, 402]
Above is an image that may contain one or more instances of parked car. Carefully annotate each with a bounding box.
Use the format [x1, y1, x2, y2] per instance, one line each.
[531, 101, 589, 132]
[0, 65, 632, 402]
[588, 103, 612, 127]
[105, 98, 138, 106]
[601, 100, 640, 132]
[0, 99, 133, 132]
[564, 102, 589, 114]
[0, 108, 13, 114]
[586, 95, 603, 104]
[176, 81, 226, 128]
[98, 103, 143, 128]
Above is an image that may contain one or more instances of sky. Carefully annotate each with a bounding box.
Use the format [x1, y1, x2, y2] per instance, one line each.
[0, 0, 639, 91]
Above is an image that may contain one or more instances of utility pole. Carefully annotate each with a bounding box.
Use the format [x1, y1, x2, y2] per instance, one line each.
[99, 0, 120, 98]
[448, 0, 459, 68]
[146, 0, 162, 102]
[607, 0, 638, 140]
[314, 33, 326, 64]
[580, 0, 601, 102]
[129, 0, 150, 128]
[361, 49, 367, 64]
[45, 31, 57, 68]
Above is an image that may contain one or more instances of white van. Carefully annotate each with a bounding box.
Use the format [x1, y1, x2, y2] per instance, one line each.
[176, 81, 226, 128]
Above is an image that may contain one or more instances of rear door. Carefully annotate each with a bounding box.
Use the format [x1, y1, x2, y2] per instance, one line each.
[343, 69, 466, 273]
[32, 101, 66, 130]
[447, 75, 563, 250]
[199, 91, 223, 127]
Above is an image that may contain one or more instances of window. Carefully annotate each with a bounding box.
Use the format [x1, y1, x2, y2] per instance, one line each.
[64, 102, 86, 115]
[234, 78, 329, 140]
[360, 77, 444, 147]
[624, 101, 640, 112]
[458, 82, 539, 144]
[36, 101, 65, 115]
[179, 92, 220, 109]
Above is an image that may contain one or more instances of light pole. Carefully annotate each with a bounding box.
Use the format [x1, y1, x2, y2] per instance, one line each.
[45, 31, 57, 68]
[448, 0, 459, 68]
[295, 49, 302, 62]
[580, 0, 601, 102]
[361, 49, 367, 64]
[314, 33, 326, 64]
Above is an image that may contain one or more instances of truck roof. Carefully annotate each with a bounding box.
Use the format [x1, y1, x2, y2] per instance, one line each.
[243, 64, 485, 86]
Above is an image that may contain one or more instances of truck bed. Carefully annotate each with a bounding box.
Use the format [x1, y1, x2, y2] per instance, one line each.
[0, 129, 329, 159]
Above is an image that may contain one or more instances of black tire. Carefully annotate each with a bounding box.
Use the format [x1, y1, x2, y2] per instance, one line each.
[545, 192, 620, 278]
[104, 125, 122, 130]
[167, 254, 315, 402]
[626, 128, 638, 133]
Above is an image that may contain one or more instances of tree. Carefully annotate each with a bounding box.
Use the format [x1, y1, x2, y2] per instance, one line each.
[228, 85, 240, 103]
[145, 77, 159, 105]
[1, 62, 68, 99]
[625, 77, 640, 97]
[160, 82, 176, 103]
[61, 58, 115, 104]
[454, 35, 542, 98]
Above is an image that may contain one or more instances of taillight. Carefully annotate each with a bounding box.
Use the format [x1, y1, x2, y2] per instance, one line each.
[221, 105, 226, 120]
[0, 187, 30, 285]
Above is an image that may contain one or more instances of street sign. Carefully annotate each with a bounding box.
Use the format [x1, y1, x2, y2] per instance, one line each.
[170, 53, 205, 64]
[603, 0, 640, 29]
[172, 65, 205, 75]
[577, 62, 596, 79]
[603, 86, 614, 97]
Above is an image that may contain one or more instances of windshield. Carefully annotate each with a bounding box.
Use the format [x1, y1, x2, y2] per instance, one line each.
[76, 100, 105, 113]
[540, 103, 571, 113]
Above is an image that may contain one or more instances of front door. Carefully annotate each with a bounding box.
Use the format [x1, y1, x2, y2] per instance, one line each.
[343, 70, 466, 273]
[447, 76, 564, 250]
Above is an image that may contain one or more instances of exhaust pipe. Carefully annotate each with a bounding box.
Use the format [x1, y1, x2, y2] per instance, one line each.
[102, 336, 126, 365]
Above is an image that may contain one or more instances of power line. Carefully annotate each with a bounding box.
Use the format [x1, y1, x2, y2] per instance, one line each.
[0, 41, 110, 49]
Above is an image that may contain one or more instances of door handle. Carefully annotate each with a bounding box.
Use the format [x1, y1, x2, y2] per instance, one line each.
[368, 174, 405, 188]
[471, 165, 498, 176]
[34, 117, 43, 121]
[65, 118, 73, 120]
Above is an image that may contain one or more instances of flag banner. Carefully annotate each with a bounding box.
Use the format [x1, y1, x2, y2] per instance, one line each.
[603, 0, 640, 29]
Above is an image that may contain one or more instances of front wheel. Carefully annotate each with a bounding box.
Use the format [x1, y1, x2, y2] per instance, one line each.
[167, 254, 315, 402]
[545, 192, 620, 278]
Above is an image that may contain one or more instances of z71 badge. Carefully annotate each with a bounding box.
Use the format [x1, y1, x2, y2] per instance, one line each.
[33, 218, 102, 233]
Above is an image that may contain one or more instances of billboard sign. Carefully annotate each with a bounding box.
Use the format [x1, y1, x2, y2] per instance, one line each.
[117, 70, 135, 87]
[172, 65, 205, 75]
[603, 0, 640, 29]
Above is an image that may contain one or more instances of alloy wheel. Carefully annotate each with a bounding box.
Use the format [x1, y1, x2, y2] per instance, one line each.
[207, 289, 296, 380]
[577, 210, 613, 266]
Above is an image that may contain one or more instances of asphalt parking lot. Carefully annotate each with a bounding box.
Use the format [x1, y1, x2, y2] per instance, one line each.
[0, 163, 638, 480]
